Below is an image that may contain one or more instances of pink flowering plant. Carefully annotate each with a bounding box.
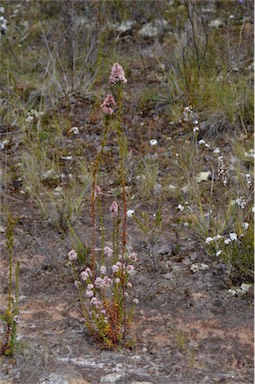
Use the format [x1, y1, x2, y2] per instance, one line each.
[68, 63, 138, 348]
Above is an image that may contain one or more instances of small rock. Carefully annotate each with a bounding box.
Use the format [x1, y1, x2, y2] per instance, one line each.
[138, 19, 168, 38]
[40, 373, 69, 384]
[100, 373, 123, 383]
[115, 20, 135, 33]
[163, 272, 174, 280]
[131, 382, 154, 384]
[196, 171, 211, 183]
[190, 263, 209, 273]
[209, 19, 224, 28]
[181, 185, 189, 193]
[241, 283, 253, 293]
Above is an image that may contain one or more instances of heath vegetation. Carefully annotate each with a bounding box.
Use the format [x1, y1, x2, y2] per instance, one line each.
[0, 0, 253, 382]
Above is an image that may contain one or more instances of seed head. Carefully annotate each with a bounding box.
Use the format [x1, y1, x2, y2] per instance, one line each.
[109, 63, 127, 84]
[110, 201, 119, 217]
[101, 93, 117, 115]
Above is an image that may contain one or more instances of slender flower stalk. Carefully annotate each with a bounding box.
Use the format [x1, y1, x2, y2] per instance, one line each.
[67, 63, 137, 349]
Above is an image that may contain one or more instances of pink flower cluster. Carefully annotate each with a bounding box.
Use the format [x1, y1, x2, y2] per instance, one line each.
[95, 276, 112, 289]
[81, 267, 92, 281]
[110, 201, 118, 217]
[109, 63, 127, 84]
[104, 245, 113, 257]
[68, 249, 77, 261]
[101, 93, 117, 115]
[94, 185, 103, 198]
[86, 284, 94, 298]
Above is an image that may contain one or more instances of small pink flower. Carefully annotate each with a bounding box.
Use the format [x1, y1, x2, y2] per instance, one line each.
[103, 276, 112, 287]
[112, 264, 119, 273]
[104, 246, 113, 258]
[100, 265, 107, 275]
[95, 277, 104, 288]
[130, 252, 138, 262]
[110, 201, 119, 217]
[115, 277, 120, 284]
[87, 284, 94, 290]
[116, 261, 123, 268]
[133, 298, 139, 304]
[81, 267, 92, 281]
[109, 63, 127, 84]
[127, 265, 135, 275]
[68, 249, 77, 261]
[94, 185, 103, 198]
[101, 93, 117, 115]
[86, 289, 94, 298]
[127, 282, 132, 288]
[90, 297, 101, 307]
[81, 271, 88, 281]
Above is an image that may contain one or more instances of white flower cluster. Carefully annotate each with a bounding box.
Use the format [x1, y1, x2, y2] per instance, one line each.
[0, 7, 7, 35]
[26, 109, 44, 123]
[205, 234, 223, 244]
[183, 106, 193, 122]
[234, 196, 246, 209]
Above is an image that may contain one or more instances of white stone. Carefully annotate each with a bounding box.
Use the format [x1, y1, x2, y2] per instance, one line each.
[100, 373, 123, 383]
[196, 171, 211, 183]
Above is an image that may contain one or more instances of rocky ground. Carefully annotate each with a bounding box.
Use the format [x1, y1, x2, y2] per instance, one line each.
[0, 196, 253, 384]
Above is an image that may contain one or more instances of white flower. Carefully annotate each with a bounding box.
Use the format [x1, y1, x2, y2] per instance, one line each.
[213, 234, 223, 240]
[26, 115, 34, 123]
[193, 127, 199, 132]
[216, 250, 222, 257]
[177, 204, 184, 211]
[242, 222, 249, 230]
[205, 237, 214, 244]
[150, 139, 157, 146]
[193, 120, 198, 125]
[0, 7, 4, 13]
[228, 289, 237, 296]
[70, 126, 79, 134]
[235, 196, 246, 209]
[252, 207, 255, 213]
[224, 238, 231, 245]
[127, 209, 135, 217]
[213, 147, 221, 154]
[229, 233, 238, 241]
[133, 298, 139, 304]
[198, 139, 206, 145]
